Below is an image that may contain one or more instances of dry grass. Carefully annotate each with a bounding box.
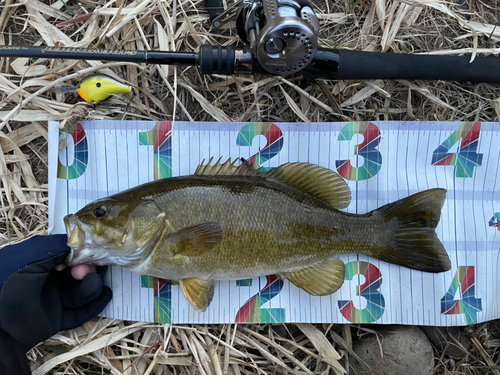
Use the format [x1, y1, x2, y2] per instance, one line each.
[0, 0, 499, 373]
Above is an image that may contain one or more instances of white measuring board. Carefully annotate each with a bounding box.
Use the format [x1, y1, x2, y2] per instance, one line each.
[49, 121, 500, 325]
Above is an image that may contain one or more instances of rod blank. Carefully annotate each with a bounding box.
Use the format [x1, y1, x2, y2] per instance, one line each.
[0, 45, 199, 66]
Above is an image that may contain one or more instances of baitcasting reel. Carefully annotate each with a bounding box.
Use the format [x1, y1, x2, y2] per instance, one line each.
[210, 0, 320, 75]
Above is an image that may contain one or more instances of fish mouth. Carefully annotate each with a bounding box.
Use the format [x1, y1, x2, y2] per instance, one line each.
[64, 214, 82, 265]
[64, 214, 112, 266]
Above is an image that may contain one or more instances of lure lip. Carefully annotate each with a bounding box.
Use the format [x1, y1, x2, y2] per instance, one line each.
[76, 87, 88, 102]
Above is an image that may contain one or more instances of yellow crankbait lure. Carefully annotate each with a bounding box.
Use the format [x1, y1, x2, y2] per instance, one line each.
[76, 75, 135, 104]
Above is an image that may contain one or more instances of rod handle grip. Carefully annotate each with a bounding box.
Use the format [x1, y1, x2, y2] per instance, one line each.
[199, 45, 235, 75]
[336, 49, 500, 83]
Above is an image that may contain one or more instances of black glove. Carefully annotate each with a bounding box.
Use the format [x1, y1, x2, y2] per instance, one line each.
[0, 234, 112, 373]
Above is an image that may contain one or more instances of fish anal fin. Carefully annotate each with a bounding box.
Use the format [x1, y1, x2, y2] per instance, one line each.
[168, 221, 223, 257]
[266, 163, 351, 209]
[280, 258, 345, 296]
[180, 278, 215, 312]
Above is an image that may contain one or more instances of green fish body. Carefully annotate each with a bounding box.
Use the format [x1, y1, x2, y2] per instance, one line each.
[64, 159, 451, 311]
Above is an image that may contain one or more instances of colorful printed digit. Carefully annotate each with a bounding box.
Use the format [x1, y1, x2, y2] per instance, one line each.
[141, 276, 172, 323]
[236, 122, 284, 172]
[489, 213, 500, 231]
[235, 123, 285, 322]
[335, 122, 382, 181]
[138, 121, 173, 180]
[235, 275, 285, 323]
[139, 121, 173, 323]
[57, 123, 88, 179]
[441, 266, 482, 324]
[338, 261, 385, 323]
[431, 122, 483, 178]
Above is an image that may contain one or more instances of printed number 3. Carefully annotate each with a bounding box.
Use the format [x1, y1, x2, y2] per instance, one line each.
[338, 261, 386, 323]
[336, 122, 382, 181]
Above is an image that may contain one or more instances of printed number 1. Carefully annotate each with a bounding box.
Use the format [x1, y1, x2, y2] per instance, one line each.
[139, 121, 173, 323]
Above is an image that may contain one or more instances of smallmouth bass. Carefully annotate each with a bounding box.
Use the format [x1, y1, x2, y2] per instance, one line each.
[64, 159, 451, 312]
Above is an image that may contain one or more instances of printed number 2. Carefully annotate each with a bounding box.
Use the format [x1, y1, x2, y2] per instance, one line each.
[432, 122, 483, 178]
[139, 121, 173, 323]
[338, 261, 386, 323]
[235, 276, 285, 323]
[235, 123, 285, 322]
[235, 122, 284, 172]
[441, 266, 482, 324]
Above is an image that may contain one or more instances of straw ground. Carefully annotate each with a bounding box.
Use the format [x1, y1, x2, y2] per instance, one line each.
[0, 0, 499, 374]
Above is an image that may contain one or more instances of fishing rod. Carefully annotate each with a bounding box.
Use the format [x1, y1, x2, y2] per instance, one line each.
[0, 0, 499, 86]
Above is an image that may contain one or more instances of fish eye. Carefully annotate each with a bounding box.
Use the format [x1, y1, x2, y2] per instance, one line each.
[96, 82, 102, 88]
[94, 207, 106, 218]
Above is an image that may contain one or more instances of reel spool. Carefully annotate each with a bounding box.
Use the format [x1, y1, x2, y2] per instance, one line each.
[236, 0, 320, 75]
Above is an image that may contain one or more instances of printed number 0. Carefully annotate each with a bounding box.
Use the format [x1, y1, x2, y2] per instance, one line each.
[338, 261, 386, 323]
[57, 123, 88, 179]
[235, 123, 285, 323]
[139, 121, 173, 323]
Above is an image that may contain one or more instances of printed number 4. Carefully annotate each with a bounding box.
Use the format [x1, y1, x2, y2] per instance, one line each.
[432, 122, 483, 178]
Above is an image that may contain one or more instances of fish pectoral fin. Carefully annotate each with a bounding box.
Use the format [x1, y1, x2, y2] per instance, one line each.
[280, 258, 345, 296]
[169, 221, 223, 257]
[180, 278, 215, 312]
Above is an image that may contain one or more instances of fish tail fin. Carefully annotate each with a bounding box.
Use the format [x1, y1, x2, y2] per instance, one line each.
[372, 188, 451, 273]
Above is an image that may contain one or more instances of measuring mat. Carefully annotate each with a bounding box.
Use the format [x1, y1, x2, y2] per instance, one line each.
[49, 121, 500, 325]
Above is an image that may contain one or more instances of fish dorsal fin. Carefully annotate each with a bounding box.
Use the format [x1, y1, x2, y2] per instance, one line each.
[195, 159, 351, 209]
[279, 258, 345, 296]
[180, 278, 215, 312]
[195, 157, 260, 177]
[266, 163, 351, 209]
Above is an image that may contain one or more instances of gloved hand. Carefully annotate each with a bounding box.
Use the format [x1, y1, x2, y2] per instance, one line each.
[0, 234, 112, 352]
